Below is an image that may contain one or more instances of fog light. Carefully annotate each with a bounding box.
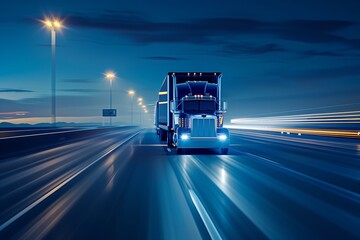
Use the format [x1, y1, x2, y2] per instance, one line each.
[219, 134, 227, 140]
[181, 134, 189, 140]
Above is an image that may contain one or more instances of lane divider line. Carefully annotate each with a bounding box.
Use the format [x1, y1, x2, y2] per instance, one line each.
[0, 130, 142, 232]
[188, 189, 222, 240]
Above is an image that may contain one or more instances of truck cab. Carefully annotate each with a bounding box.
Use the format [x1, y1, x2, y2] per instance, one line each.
[155, 72, 229, 154]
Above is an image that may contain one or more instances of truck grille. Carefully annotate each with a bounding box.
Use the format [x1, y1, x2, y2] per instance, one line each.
[191, 118, 216, 137]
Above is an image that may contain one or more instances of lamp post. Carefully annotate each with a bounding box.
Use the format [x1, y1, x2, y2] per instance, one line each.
[128, 90, 135, 125]
[105, 72, 116, 125]
[137, 98, 143, 124]
[42, 17, 63, 126]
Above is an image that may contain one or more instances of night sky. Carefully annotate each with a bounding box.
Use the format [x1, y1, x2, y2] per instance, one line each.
[1, 0, 360, 124]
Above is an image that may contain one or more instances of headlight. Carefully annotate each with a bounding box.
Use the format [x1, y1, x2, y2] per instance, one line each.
[181, 134, 189, 140]
[219, 134, 227, 140]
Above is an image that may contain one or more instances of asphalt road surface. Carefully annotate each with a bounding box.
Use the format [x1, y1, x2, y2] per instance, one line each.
[0, 128, 359, 239]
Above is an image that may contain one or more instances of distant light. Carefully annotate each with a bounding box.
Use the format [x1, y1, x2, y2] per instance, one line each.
[44, 19, 52, 28]
[298, 133, 302, 136]
[53, 20, 62, 29]
[138, 98, 143, 102]
[358, 132, 360, 136]
[281, 131, 284, 134]
[219, 134, 227, 140]
[128, 90, 135, 96]
[105, 71, 116, 81]
[287, 132, 290, 135]
[142, 105, 146, 108]
[42, 17, 63, 30]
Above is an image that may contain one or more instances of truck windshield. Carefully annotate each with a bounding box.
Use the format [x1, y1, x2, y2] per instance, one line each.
[183, 100, 216, 114]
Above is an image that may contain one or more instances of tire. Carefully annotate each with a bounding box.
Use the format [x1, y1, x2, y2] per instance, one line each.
[220, 148, 228, 154]
[160, 129, 166, 141]
[176, 148, 183, 154]
[167, 131, 173, 148]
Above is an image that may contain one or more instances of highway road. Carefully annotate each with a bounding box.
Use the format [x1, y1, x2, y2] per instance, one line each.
[0, 127, 359, 239]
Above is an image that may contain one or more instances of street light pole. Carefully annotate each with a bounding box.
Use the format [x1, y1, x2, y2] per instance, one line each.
[128, 90, 135, 125]
[105, 72, 116, 126]
[137, 98, 143, 125]
[109, 78, 112, 126]
[51, 28, 56, 126]
[42, 17, 63, 126]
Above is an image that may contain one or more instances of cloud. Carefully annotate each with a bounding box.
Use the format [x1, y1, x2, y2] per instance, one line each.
[66, 14, 264, 44]
[299, 65, 360, 80]
[63, 11, 360, 49]
[0, 88, 34, 93]
[273, 20, 354, 44]
[301, 50, 344, 57]
[222, 43, 286, 56]
[62, 78, 94, 83]
[0, 95, 106, 118]
[142, 56, 185, 61]
[59, 89, 107, 93]
[276, 64, 360, 82]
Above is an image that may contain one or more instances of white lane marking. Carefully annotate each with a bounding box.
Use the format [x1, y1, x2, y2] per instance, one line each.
[243, 152, 281, 166]
[0, 131, 141, 232]
[188, 189, 222, 240]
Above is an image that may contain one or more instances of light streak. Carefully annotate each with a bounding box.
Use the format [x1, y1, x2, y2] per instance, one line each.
[228, 110, 360, 138]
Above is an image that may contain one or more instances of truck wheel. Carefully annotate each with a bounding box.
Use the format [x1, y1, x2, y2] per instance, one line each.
[220, 148, 228, 154]
[167, 131, 173, 148]
[160, 129, 166, 141]
[176, 148, 183, 154]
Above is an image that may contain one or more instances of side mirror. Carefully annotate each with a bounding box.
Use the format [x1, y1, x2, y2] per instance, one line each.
[222, 101, 228, 111]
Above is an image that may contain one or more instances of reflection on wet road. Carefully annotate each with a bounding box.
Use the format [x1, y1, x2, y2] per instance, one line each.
[0, 128, 359, 239]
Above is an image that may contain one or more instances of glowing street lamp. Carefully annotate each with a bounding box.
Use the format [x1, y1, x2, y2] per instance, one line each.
[137, 98, 143, 124]
[105, 71, 116, 125]
[41, 17, 63, 126]
[128, 90, 135, 125]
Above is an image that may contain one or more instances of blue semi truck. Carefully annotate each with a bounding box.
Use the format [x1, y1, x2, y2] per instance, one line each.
[155, 72, 229, 154]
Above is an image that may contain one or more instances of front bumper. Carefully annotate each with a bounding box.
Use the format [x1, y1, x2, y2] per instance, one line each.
[177, 137, 229, 148]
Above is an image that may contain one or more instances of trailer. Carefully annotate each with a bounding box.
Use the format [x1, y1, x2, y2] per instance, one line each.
[155, 72, 229, 154]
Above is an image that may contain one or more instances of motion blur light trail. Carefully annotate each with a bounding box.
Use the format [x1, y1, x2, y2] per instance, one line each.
[231, 110, 360, 124]
[229, 110, 360, 138]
